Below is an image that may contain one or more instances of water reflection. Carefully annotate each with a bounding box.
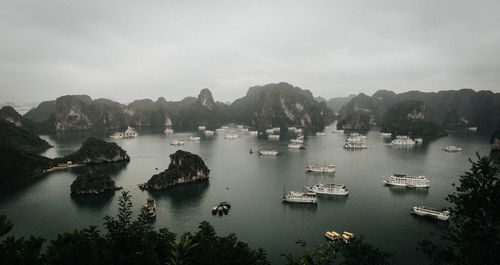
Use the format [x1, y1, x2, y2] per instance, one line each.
[282, 202, 318, 213]
[316, 195, 348, 203]
[387, 186, 429, 197]
[71, 191, 116, 211]
[148, 180, 209, 210]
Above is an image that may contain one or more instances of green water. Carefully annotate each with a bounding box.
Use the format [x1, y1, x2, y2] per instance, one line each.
[0, 127, 491, 264]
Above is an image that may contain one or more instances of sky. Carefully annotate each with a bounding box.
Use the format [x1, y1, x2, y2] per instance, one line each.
[1, 0, 500, 104]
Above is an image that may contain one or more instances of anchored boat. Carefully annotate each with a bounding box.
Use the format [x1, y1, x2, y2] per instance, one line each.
[259, 149, 278, 156]
[411, 206, 450, 221]
[282, 191, 318, 204]
[170, 140, 184, 145]
[391, 136, 416, 145]
[110, 131, 137, 139]
[442, 146, 462, 152]
[306, 183, 348, 196]
[306, 164, 335, 173]
[383, 174, 430, 188]
[325, 231, 341, 241]
[146, 198, 156, 218]
[288, 143, 305, 149]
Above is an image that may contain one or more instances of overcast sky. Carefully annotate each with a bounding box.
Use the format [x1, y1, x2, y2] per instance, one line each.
[1, 0, 499, 104]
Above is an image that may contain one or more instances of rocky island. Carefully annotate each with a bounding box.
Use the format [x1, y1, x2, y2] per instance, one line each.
[56, 136, 130, 165]
[140, 150, 210, 191]
[490, 127, 500, 165]
[70, 170, 121, 196]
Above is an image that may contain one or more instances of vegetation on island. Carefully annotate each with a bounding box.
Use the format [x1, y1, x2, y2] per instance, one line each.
[0, 119, 51, 153]
[140, 150, 210, 191]
[56, 136, 130, 164]
[419, 153, 500, 265]
[70, 169, 121, 196]
[380, 101, 445, 137]
[0, 146, 54, 186]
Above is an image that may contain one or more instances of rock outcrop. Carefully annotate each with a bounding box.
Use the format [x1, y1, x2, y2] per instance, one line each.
[380, 101, 446, 137]
[0, 119, 52, 153]
[0, 145, 54, 186]
[140, 150, 209, 191]
[229, 82, 334, 130]
[57, 136, 130, 164]
[70, 170, 121, 196]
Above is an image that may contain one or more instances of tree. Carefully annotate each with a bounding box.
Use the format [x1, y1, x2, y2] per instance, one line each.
[420, 153, 500, 265]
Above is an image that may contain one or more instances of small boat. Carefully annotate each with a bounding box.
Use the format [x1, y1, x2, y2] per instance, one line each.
[380, 132, 392, 137]
[414, 137, 423, 143]
[248, 131, 258, 136]
[324, 231, 341, 241]
[219, 201, 231, 209]
[259, 149, 278, 156]
[211, 206, 218, 215]
[204, 130, 214, 135]
[306, 164, 335, 173]
[265, 129, 274, 134]
[240, 128, 249, 132]
[442, 146, 462, 152]
[217, 206, 224, 216]
[237, 125, 244, 129]
[164, 128, 174, 134]
[198, 126, 206, 131]
[306, 183, 348, 196]
[225, 133, 239, 139]
[216, 128, 225, 132]
[391, 136, 416, 146]
[291, 138, 304, 143]
[288, 126, 297, 131]
[249, 147, 255, 153]
[110, 131, 137, 139]
[188, 136, 201, 141]
[411, 206, 450, 221]
[316, 132, 327, 136]
[341, 232, 355, 243]
[297, 134, 304, 140]
[468, 127, 477, 131]
[343, 141, 368, 149]
[282, 191, 317, 204]
[268, 134, 280, 140]
[170, 140, 184, 145]
[273, 127, 281, 133]
[288, 143, 305, 149]
[383, 174, 430, 188]
[146, 198, 156, 218]
[294, 128, 303, 134]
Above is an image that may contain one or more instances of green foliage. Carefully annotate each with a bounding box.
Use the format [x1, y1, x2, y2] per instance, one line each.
[337, 111, 371, 130]
[0, 119, 51, 153]
[70, 169, 118, 196]
[380, 100, 443, 137]
[144, 150, 210, 190]
[0, 214, 13, 238]
[420, 153, 500, 265]
[0, 146, 53, 185]
[56, 136, 129, 164]
[282, 237, 393, 265]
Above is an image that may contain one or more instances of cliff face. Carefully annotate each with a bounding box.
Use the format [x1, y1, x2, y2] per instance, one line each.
[338, 89, 500, 132]
[326, 94, 356, 113]
[140, 150, 209, 191]
[58, 136, 130, 164]
[70, 170, 121, 196]
[380, 101, 445, 137]
[24, 95, 128, 132]
[125, 98, 172, 127]
[229, 82, 334, 130]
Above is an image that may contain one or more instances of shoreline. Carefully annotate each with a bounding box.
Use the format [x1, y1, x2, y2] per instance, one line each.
[43, 163, 85, 173]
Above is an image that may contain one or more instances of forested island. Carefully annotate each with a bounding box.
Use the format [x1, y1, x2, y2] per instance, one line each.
[70, 170, 121, 196]
[140, 150, 210, 191]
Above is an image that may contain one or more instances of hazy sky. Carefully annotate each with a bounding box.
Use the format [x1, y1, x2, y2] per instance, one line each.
[1, 0, 499, 104]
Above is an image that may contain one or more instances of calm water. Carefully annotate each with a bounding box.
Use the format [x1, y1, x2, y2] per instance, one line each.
[0, 126, 491, 264]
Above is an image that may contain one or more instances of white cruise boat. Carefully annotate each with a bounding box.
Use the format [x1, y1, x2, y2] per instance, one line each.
[273, 127, 280, 133]
[215, 128, 225, 132]
[164, 128, 174, 134]
[467, 127, 477, 131]
[237, 125, 244, 129]
[343, 141, 368, 149]
[259, 149, 278, 156]
[294, 128, 303, 133]
[288, 126, 297, 131]
[306, 183, 348, 196]
[282, 191, 318, 204]
[265, 129, 274, 134]
[224, 133, 239, 139]
[110, 131, 137, 139]
[198, 126, 206, 131]
[391, 136, 416, 145]
[240, 128, 248, 132]
[170, 140, 184, 145]
[411, 206, 450, 221]
[268, 134, 280, 140]
[316, 132, 327, 136]
[204, 130, 214, 135]
[221, 126, 229, 129]
[188, 136, 200, 141]
[248, 130, 258, 136]
[442, 146, 462, 152]
[291, 138, 304, 143]
[414, 137, 423, 143]
[380, 132, 392, 137]
[288, 143, 305, 149]
[383, 174, 430, 188]
[306, 164, 335, 173]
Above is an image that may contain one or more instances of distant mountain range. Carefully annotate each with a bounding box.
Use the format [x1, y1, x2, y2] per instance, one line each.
[337, 89, 500, 135]
[20, 82, 334, 132]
